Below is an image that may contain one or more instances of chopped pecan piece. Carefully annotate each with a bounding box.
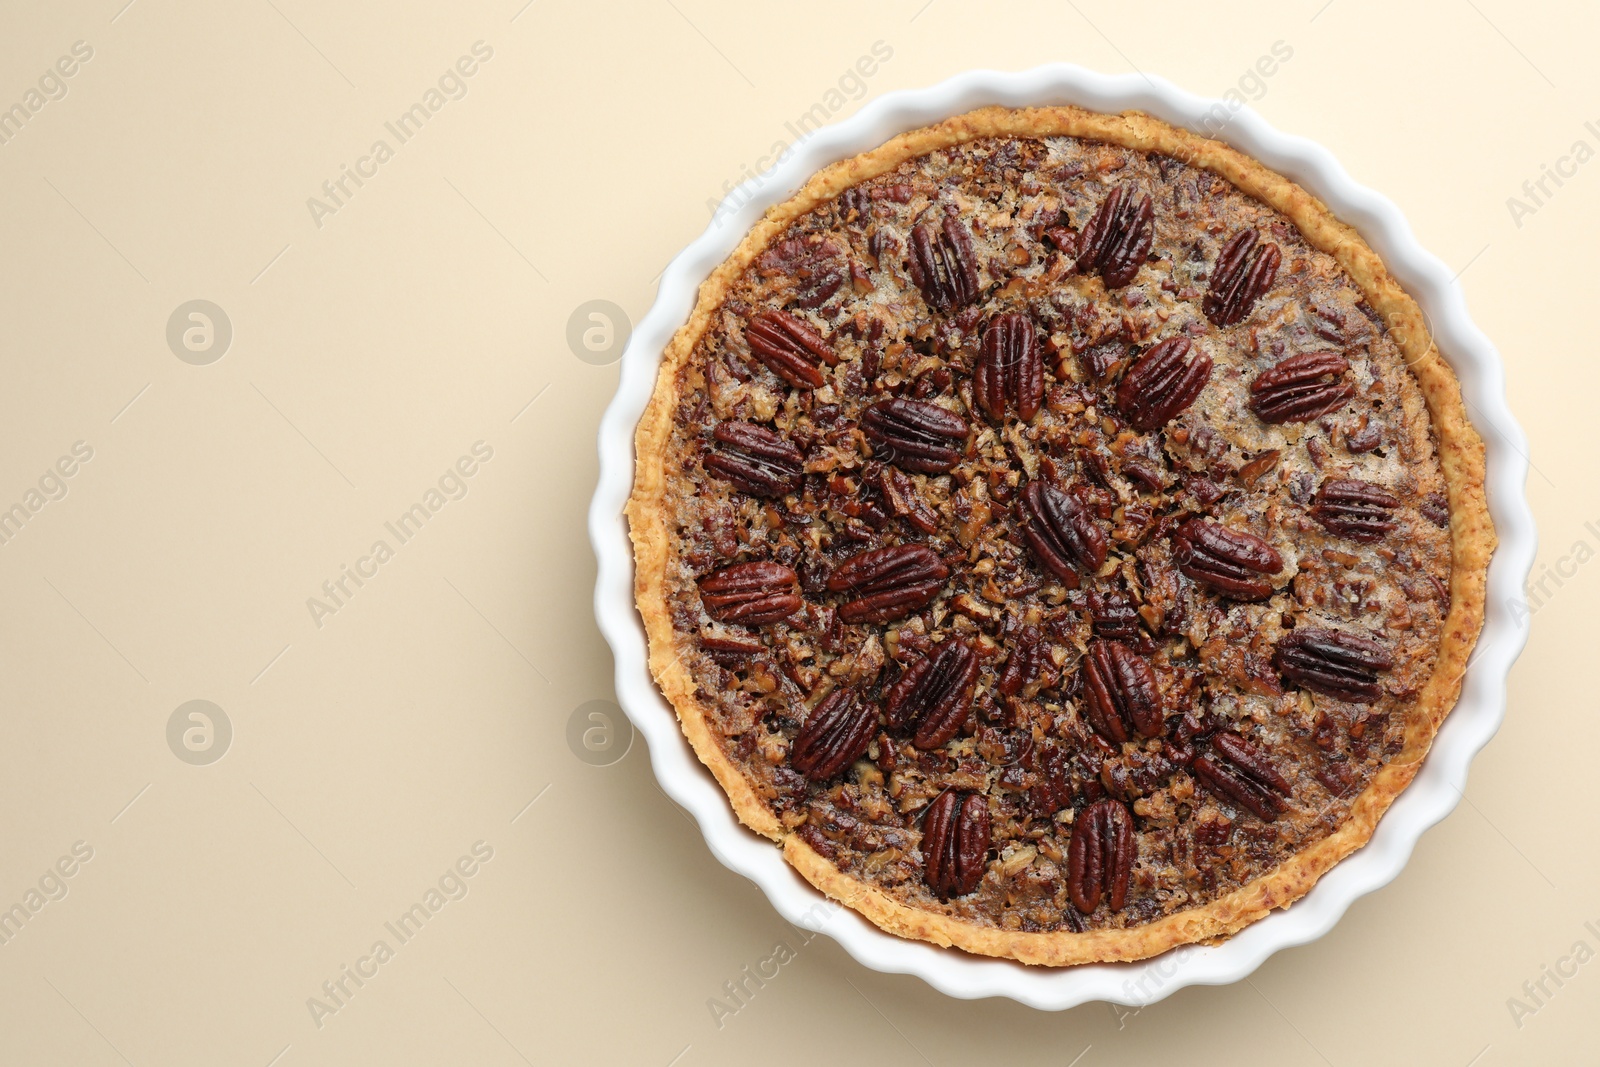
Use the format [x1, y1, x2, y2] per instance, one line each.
[1273, 627, 1393, 704]
[866, 227, 900, 269]
[877, 466, 940, 534]
[1202, 228, 1281, 326]
[1122, 458, 1168, 493]
[1028, 743, 1075, 816]
[1082, 639, 1164, 744]
[1345, 417, 1383, 453]
[1192, 732, 1292, 821]
[1077, 184, 1153, 289]
[758, 236, 846, 308]
[997, 626, 1047, 696]
[1235, 449, 1282, 487]
[744, 310, 836, 389]
[907, 215, 981, 312]
[1088, 589, 1144, 644]
[1421, 492, 1450, 527]
[1248, 351, 1354, 424]
[838, 187, 870, 226]
[703, 422, 803, 497]
[1044, 225, 1077, 257]
[790, 688, 876, 780]
[1067, 798, 1135, 912]
[700, 633, 764, 655]
[697, 562, 802, 626]
[1172, 519, 1283, 601]
[796, 823, 836, 860]
[1311, 478, 1400, 543]
[1115, 335, 1213, 431]
[922, 791, 990, 899]
[827, 544, 950, 623]
[885, 635, 979, 749]
[1019, 482, 1107, 587]
[861, 398, 969, 474]
[974, 312, 1044, 422]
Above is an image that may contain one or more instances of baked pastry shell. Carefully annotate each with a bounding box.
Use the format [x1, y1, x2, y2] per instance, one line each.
[592, 67, 1535, 1007]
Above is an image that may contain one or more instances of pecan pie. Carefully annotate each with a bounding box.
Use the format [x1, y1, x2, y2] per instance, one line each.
[627, 106, 1493, 965]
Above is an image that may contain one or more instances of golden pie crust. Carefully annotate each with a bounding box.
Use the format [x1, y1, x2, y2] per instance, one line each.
[627, 106, 1492, 965]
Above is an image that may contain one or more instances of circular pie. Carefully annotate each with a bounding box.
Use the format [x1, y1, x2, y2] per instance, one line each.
[627, 106, 1492, 965]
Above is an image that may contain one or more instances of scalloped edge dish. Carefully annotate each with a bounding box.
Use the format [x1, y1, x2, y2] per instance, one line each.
[589, 64, 1535, 1009]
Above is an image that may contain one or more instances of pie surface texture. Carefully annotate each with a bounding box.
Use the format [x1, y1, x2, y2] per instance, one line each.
[627, 106, 1492, 966]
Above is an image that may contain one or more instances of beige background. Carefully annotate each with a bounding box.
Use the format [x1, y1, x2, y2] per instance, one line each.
[0, 0, 1590, 1063]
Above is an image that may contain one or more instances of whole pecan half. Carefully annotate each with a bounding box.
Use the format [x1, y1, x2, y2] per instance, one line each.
[697, 561, 801, 626]
[703, 422, 803, 497]
[974, 312, 1044, 422]
[907, 215, 981, 313]
[1172, 519, 1283, 601]
[885, 635, 979, 749]
[1202, 228, 1281, 326]
[1019, 482, 1107, 587]
[1077, 184, 1154, 289]
[744, 310, 836, 389]
[1249, 351, 1354, 424]
[922, 791, 990, 899]
[861, 398, 969, 474]
[1273, 627, 1394, 704]
[790, 688, 876, 780]
[1310, 478, 1401, 543]
[1082, 639, 1164, 744]
[827, 543, 950, 624]
[1115, 335, 1213, 431]
[1192, 732, 1292, 821]
[1067, 798, 1135, 913]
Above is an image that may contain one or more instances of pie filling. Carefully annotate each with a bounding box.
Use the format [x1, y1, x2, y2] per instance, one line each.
[653, 133, 1451, 934]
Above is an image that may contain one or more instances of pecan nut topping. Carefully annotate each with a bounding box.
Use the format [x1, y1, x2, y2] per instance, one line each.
[697, 561, 802, 626]
[1273, 627, 1394, 704]
[1067, 798, 1135, 913]
[759, 236, 845, 309]
[827, 543, 950, 624]
[1115, 335, 1213, 432]
[1082, 639, 1164, 744]
[1019, 482, 1108, 587]
[877, 465, 940, 534]
[790, 687, 876, 780]
[744, 309, 837, 389]
[860, 397, 969, 474]
[1202, 228, 1281, 326]
[1310, 478, 1401, 543]
[907, 214, 981, 312]
[1027, 743, 1075, 817]
[703, 421, 803, 497]
[1044, 224, 1077, 257]
[922, 790, 990, 899]
[1077, 184, 1154, 289]
[1192, 732, 1292, 821]
[1248, 351, 1355, 424]
[1088, 588, 1146, 645]
[974, 312, 1044, 422]
[645, 120, 1471, 953]
[700, 633, 764, 656]
[885, 635, 979, 750]
[1172, 519, 1283, 601]
[997, 625, 1047, 697]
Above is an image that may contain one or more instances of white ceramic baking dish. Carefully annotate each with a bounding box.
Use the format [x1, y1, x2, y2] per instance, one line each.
[589, 64, 1536, 1009]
